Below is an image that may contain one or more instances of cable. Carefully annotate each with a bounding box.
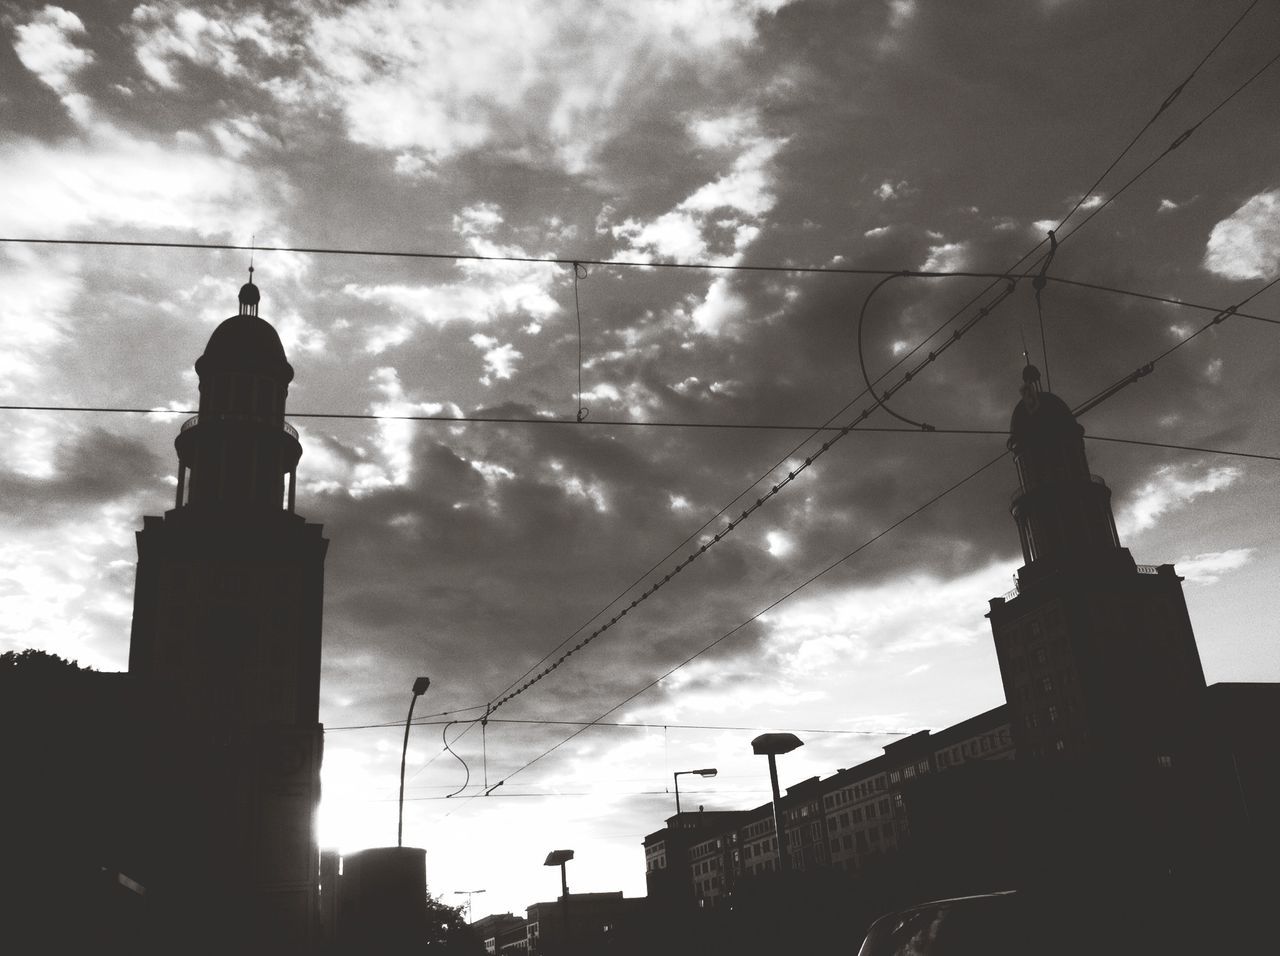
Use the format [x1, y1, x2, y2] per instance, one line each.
[324, 717, 917, 735]
[446, 448, 1012, 813]
[447, 267, 1280, 806]
[1050, 0, 1261, 235]
[1072, 273, 1280, 417]
[1055, 46, 1280, 249]
[573, 262, 589, 422]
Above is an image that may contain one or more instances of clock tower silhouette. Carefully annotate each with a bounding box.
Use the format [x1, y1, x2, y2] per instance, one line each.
[128, 274, 327, 953]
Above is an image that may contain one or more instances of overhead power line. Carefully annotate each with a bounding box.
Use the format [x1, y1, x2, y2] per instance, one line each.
[447, 275, 1280, 806]
[324, 716, 916, 735]
[416, 13, 1280, 796]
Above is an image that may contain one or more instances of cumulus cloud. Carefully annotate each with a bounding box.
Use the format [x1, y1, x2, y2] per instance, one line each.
[1175, 548, 1255, 585]
[13, 5, 95, 121]
[302, 0, 790, 171]
[470, 334, 523, 384]
[1203, 190, 1280, 281]
[1116, 464, 1243, 538]
[129, 2, 293, 90]
[0, 127, 281, 237]
[921, 240, 970, 272]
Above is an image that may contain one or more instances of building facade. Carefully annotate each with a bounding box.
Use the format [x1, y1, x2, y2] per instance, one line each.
[128, 276, 327, 952]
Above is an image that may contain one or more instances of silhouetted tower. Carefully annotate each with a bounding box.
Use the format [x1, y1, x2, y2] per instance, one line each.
[987, 366, 1205, 763]
[128, 274, 327, 954]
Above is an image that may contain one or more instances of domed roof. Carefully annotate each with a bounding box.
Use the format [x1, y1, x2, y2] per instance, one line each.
[1009, 366, 1079, 451]
[195, 313, 294, 383]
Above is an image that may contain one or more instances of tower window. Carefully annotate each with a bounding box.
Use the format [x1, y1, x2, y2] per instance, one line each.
[1041, 675, 1053, 693]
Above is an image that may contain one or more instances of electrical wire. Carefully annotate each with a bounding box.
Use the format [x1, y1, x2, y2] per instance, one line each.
[443, 272, 1280, 808]
[324, 717, 917, 735]
[442, 449, 1012, 817]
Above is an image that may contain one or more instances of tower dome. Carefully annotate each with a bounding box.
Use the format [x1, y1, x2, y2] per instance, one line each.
[194, 274, 293, 384]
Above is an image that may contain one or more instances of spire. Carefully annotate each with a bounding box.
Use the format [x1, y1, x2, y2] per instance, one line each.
[1007, 367, 1127, 581]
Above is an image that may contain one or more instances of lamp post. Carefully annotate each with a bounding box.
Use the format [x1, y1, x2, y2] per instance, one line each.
[398, 676, 431, 848]
[544, 849, 574, 955]
[673, 767, 718, 815]
[453, 889, 485, 923]
[751, 733, 803, 873]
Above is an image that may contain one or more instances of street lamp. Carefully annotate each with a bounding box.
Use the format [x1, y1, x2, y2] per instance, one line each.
[453, 889, 486, 922]
[673, 767, 718, 815]
[751, 733, 803, 873]
[398, 676, 431, 847]
[544, 849, 574, 954]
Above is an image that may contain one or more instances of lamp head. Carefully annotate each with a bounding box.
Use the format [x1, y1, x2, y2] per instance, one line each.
[694, 768, 718, 777]
[412, 676, 431, 697]
[544, 849, 575, 867]
[751, 732, 804, 756]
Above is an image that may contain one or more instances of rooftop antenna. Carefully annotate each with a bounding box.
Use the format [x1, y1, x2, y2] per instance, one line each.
[249, 234, 255, 283]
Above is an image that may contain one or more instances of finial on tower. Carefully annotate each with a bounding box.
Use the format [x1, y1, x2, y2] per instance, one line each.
[1019, 363, 1042, 411]
[238, 261, 260, 317]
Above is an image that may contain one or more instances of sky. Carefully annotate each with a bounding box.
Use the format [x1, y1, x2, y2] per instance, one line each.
[2, 0, 1279, 920]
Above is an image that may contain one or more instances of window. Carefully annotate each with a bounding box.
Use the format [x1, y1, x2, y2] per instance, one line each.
[1156, 755, 1174, 769]
[881, 823, 892, 837]
[1055, 739, 1065, 752]
[866, 804, 876, 820]
[889, 770, 901, 783]
[1048, 704, 1059, 723]
[903, 766, 915, 779]
[1041, 675, 1053, 693]
[1035, 647, 1048, 665]
[917, 760, 929, 773]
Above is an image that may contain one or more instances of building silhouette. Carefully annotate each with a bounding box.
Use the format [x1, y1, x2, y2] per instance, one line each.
[637, 366, 1278, 950]
[988, 364, 1206, 763]
[127, 275, 327, 951]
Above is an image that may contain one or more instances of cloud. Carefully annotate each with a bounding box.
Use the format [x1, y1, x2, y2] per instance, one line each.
[128, 2, 294, 90]
[13, 5, 93, 91]
[920, 240, 970, 272]
[13, 5, 96, 122]
[0, 127, 282, 237]
[1175, 548, 1255, 586]
[874, 180, 913, 201]
[1116, 464, 1243, 538]
[1203, 190, 1280, 281]
[470, 334, 524, 384]
[302, 0, 791, 171]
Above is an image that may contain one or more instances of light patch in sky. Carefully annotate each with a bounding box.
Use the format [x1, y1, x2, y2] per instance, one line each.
[1158, 198, 1180, 213]
[13, 4, 93, 120]
[761, 562, 1013, 682]
[363, 367, 446, 489]
[765, 530, 794, 557]
[875, 180, 911, 201]
[129, 3, 289, 90]
[920, 241, 970, 272]
[1116, 464, 1243, 538]
[1175, 548, 1255, 586]
[1203, 190, 1280, 281]
[688, 276, 747, 336]
[0, 248, 78, 398]
[0, 127, 280, 238]
[303, 0, 790, 170]
[469, 334, 523, 384]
